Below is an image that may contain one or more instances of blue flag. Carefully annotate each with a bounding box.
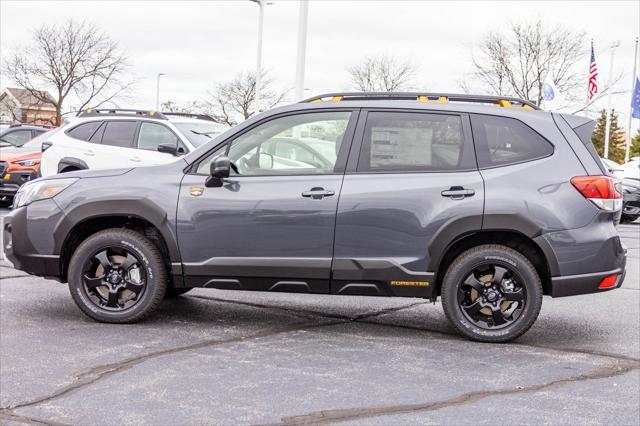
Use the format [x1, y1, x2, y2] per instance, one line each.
[633, 77, 640, 119]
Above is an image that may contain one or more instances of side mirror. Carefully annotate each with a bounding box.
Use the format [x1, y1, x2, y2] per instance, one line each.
[157, 143, 178, 155]
[205, 156, 231, 187]
[41, 141, 53, 152]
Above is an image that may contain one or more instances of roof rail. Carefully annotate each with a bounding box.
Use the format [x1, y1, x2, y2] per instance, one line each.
[300, 92, 540, 110]
[77, 108, 168, 119]
[161, 112, 217, 122]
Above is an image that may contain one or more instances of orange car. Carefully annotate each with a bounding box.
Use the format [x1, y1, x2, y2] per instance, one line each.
[0, 149, 41, 206]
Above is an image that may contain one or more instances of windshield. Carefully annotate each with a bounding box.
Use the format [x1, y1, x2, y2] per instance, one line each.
[174, 122, 225, 147]
[22, 128, 60, 148]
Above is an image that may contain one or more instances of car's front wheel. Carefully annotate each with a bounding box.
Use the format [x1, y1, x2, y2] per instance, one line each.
[441, 244, 543, 343]
[67, 229, 167, 323]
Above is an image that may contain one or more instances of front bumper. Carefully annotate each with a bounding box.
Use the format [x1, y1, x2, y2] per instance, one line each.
[3, 201, 64, 279]
[0, 170, 38, 197]
[622, 191, 640, 216]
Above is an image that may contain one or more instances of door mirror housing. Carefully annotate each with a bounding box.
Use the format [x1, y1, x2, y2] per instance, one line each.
[206, 156, 231, 187]
[157, 143, 178, 155]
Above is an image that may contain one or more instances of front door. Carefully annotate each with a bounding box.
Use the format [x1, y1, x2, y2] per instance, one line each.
[177, 110, 358, 293]
[333, 110, 484, 297]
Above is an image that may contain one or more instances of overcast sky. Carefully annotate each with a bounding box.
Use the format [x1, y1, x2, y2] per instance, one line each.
[1, 0, 639, 130]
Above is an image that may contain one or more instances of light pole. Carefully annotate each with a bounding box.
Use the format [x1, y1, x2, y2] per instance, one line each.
[155, 73, 165, 111]
[250, 0, 269, 106]
[603, 41, 620, 159]
[294, 0, 309, 101]
[626, 37, 639, 163]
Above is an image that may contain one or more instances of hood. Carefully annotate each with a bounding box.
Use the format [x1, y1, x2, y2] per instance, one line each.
[52, 167, 135, 179]
[0, 146, 41, 161]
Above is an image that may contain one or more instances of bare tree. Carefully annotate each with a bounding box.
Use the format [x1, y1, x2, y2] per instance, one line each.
[465, 20, 587, 106]
[161, 100, 202, 114]
[3, 20, 131, 125]
[206, 71, 287, 127]
[348, 55, 416, 92]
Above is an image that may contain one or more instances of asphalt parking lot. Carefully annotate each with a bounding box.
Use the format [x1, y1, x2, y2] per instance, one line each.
[0, 207, 638, 425]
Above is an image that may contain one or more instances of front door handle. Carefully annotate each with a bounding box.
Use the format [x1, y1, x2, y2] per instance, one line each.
[84, 150, 94, 156]
[441, 186, 475, 200]
[302, 187, 335, 200]
[130, 156, 142, 162]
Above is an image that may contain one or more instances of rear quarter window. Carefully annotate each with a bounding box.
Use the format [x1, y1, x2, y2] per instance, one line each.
[66, 121, 103, 141]
[471, 114, 554, 168]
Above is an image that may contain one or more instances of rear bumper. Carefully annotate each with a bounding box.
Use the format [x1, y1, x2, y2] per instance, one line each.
[550, 267, 626, 297]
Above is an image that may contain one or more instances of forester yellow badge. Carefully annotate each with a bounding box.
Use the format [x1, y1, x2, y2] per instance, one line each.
[189, 187, 204, 197]
[390, 280, 430, 287]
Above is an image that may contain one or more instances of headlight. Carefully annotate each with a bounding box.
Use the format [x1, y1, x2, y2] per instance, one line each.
[14, 178, 78, 208]
[13, 159, 40, 167]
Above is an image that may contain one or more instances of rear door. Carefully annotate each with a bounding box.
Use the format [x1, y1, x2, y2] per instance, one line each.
[332, 110, 484, 297]
[94, 120, 140, 169]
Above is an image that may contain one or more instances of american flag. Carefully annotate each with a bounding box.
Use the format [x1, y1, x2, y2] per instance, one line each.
[587, 43, 598, 101]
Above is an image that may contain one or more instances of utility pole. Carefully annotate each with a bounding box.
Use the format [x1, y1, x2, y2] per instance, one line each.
[155, 73, 165, 111]
[294, 0, 309, 101]
[250, 0, 266, 107]
[626, 37, 639, 163]
[604, 41, 621, 159]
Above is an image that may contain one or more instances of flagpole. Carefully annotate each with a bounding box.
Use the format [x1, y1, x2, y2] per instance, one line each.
[626, 37, 639, 163]
[604, 40, 621, 159]
[585, 40, 593, 117]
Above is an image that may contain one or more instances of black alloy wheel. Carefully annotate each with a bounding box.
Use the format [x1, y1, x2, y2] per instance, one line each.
[458, 264, 526, 330]
[82, 247, 146, 311]
[441, 244, 543, 343]
[68, 229, 167, 323]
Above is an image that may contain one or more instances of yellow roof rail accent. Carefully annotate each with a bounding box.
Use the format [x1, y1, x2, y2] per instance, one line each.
[149, 111, 157, 116]
[497, 100, 512, 108]
[438, 96, 448, 103]
[86, 108, 93, 113]
[417, 95, 428, 103]
[310, 96, 343, 103]
[522, 104, 534, 110]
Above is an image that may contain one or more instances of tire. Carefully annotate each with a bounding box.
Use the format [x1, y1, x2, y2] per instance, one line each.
[441, 244, 543, 343]
[0, 197, 12, 209]
[68, 228, 167, 323]
[165, 287, 193, 298]
[621, 214, 640, 223]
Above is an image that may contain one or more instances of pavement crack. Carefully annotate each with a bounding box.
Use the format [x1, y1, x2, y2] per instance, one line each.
[274, 359, 640, 425]
[2, 319, 341, 412]
[0, 410, 70, 426]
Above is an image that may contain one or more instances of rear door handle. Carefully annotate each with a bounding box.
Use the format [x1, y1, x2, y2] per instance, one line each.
[302, 187, 335, 200]
[130, 156, 142, 162]
[441, 186, 475, 200]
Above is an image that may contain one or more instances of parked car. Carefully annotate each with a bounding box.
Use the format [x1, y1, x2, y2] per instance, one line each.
[619, 157, 640, 180]
[40, 110, 227, 176]
[620, 177, 640, 222]
[3, 92, 626, 343]
[0, 129, 59, 207]
[600, 157, 625, 179]
[0, 124, 50, 148]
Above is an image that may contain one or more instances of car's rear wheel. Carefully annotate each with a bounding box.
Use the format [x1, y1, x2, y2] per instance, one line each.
[441, 244, 543, 343]
[68, 229, 167, 323]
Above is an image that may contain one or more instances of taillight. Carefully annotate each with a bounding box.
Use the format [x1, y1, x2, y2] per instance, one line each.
[570, 176, 623, 211]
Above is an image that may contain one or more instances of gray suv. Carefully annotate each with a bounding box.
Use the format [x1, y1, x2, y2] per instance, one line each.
[3, 93, 627, 342]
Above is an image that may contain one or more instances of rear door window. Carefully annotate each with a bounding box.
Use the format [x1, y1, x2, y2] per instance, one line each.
[67, 121, 103, 141]
[357, 111, 473, 172]
[471, 114, 554, 168]
[100, 121, 138, 148]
